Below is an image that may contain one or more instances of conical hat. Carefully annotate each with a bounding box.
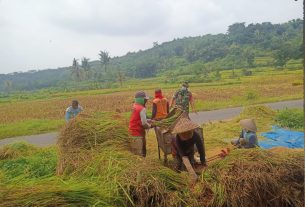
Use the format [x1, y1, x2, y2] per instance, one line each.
[171, 117, 200, 134]
[240, 119, 257, 132]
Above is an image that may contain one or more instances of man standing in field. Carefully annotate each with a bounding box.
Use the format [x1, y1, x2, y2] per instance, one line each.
[65, 100, 83, 122]
[152, 88, 169, 120]
[170, 81, 196, 114]
[129, 91, 152, 157]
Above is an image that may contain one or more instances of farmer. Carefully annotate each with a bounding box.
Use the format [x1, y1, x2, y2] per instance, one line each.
[129, 91, 152, 157]
[170, 81, 196, 114]
[65, 100, 83, 122]
[231, 119, 258, 148]
[152, 88, 169, 121]
[171, 117, 206, 171]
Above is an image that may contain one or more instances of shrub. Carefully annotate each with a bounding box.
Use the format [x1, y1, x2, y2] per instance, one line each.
[292, 81, 303, 86]
[275, 108, 304, 130]
[245, 91, 258, 100]
[242, 69, 252, 76]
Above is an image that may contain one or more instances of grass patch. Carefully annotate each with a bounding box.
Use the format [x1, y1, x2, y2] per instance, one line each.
[275, 108, 304, 131]
[0, 119, 64, 140]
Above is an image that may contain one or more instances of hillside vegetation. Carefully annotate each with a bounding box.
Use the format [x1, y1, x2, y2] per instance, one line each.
[0, 19, 302, 92]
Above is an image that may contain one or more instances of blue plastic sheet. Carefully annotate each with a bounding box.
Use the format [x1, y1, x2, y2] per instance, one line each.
[259, 126, 304, 149]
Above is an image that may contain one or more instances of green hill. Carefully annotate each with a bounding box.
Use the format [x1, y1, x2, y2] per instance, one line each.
[0, 19, 302, 92]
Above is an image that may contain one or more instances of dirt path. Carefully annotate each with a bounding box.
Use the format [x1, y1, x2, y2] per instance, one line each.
[0, 132, 58, 147]
[0, 99, 302, 147]
[190, 99, 303, 124]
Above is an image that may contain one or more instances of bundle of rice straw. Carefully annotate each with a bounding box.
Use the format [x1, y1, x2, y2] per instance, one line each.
[54, 113, 193, 206]
[57, 113, 130, 175]
[154, 108, 184, 131]
[198, 148, 304, 207]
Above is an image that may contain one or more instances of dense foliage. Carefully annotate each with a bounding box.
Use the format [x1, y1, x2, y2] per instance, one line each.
[0, 19, 302, 92]
[275, 108, 304, 130]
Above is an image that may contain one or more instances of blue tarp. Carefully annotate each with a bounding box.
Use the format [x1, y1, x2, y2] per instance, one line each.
[259, 126, 304, 149]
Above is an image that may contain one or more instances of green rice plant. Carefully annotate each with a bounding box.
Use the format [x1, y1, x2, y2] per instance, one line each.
[275, 108, 304, 130]
[0, 147, 57, 182]
[245, 90, 258, 100]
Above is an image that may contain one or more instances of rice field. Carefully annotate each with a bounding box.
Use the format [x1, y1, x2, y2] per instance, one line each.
[0, 68, 302, 139]
[0, 70, 302, 123]
[0, 106, 303, 206]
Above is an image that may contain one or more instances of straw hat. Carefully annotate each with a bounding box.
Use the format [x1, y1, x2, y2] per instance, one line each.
[240, 119, 257, 132]
[171, 117, 200, 134]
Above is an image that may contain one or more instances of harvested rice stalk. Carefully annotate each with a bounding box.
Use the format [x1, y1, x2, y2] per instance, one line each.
[198, 148, 304, 207]
[154, 108, 183, 128]
[57, 146, 192, 206]
[0, 142, 37, 160]
[56, 112, 192, 206]
[57, 113, 130, 175]
[0, 179, 113, 207]
[57, 115, 129, 150]
[118, 156, 191, 207]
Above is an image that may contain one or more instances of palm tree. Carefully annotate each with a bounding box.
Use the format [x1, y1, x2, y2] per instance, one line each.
[99, 51, 111, 73]
[71, 58, 83, 81]
[81, 57, 91, 79]
[4, 80, 12, 93]
[117, 71, 125, 87]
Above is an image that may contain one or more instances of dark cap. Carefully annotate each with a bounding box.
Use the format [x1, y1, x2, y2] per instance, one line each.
[182, 81, 189, 88]
[72, 100, 79, 105]
[135, 91, 149, 99]
[155, 88, 162, 93]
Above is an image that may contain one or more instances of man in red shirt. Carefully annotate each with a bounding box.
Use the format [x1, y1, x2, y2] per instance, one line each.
[129, 91, 152, 157]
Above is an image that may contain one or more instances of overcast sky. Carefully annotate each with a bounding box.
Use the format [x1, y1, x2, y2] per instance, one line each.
[0, 0, 302, 74]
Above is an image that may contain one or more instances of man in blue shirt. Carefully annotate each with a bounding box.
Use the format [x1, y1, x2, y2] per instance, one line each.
[65, 100, 83, 122]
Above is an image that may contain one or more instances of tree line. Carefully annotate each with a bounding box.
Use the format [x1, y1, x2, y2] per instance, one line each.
[0, 19, 302, 93]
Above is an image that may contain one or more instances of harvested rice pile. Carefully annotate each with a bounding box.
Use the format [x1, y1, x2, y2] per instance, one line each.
[54, 112, 192, 206]
[240, 105, 276, 118]
[197, 148, 304, 207]
[57, 113, 130, 175]
[57, 113, 129, 150]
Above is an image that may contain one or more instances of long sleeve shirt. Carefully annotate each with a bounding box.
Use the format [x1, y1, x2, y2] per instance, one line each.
[239, 129, 258, 148]
[140, 108, 151, 128]
[176, 131, 205, 163]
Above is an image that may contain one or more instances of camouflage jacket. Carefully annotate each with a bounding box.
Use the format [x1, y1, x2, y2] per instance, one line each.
[173, 88, 192, 113]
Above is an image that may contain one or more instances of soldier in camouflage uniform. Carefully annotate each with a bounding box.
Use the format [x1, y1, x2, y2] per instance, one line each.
[170, 81, 196, 114]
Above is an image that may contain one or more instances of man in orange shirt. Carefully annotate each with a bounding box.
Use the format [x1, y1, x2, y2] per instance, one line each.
[152, 88, 169, 120]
